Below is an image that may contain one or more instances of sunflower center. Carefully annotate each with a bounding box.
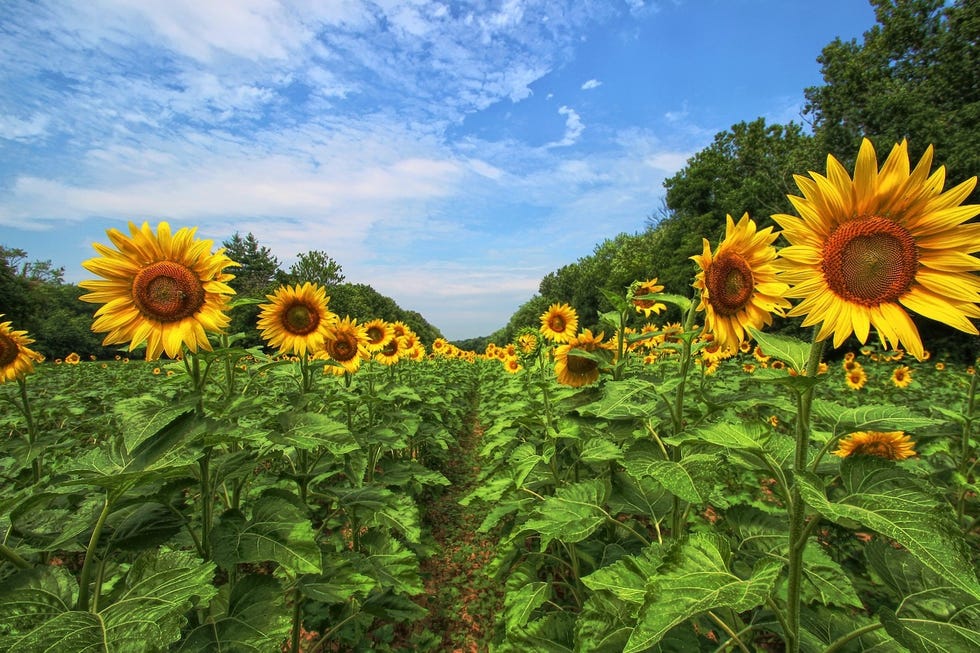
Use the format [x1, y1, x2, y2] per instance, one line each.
[332, 338, 356, 362]
[548, 315, 566, 332]
[566, 353, 597, 375]
[0, 332, 20, 367]
[822, 217, 918, 306]
[282, 303, 319, 335]
[706, 253, 754, 316]
[381, 340, 399, 356]
[132, 261, 206, 323]
[366, 326, 384, 344]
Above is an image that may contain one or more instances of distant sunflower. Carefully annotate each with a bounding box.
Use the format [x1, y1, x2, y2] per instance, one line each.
[540, 303, 579, 343]
[431, 337, 448, 355]
[79, 221, 238, 360]
[773, 139, 980, 360]
[891, 365, 913, 388]
[515, 327, 542, 359]
[390, 321, 410, 339]
[504, 356, 521, 374]
[833, 431, 916, 460]
[321, 317, 370, 374]
[554, 329, 612, 387]
[845, 367, 868, 390]
[363, 319, 394, 352]
[630, 279, 666, 317]
[0, 316, 44, 383]
[692, 213, 791, 351]
[65, 352, 81, 365]
[257, 282, 336, 357]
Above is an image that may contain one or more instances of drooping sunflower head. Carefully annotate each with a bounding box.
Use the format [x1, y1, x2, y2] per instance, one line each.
[553, 329, 613, 387]
[540, 302, 579, 343]
[0, 317, 44, 383]
[321, 316, 370, 374]
[514, 326, 542, 360]
[363, 318, 395, 352]
[833, 430, 916, 461]
[257, 282, 337, 357]
[891, 365, 913, 388]
[79, 221, 239, 360]
[629, 279, 666, 317]
[773, 139, 980, 360]
[692, 213, 791, 352]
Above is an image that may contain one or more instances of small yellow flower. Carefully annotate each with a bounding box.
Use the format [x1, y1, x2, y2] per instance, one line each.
[845, 367, 868, 390]
[833, 431, 916, 460]
[891, 365, 913, 388]
[152, 367, 161, 375]
[65, 352, 81, 365]
[935, 362, 945, 371]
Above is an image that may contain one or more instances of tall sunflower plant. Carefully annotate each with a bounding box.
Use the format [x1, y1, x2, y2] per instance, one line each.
[472, 139, 980, 653]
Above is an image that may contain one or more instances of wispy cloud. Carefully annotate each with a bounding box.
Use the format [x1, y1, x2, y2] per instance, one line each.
[581, 78, 602, 90]
[546, 106, 585, 148]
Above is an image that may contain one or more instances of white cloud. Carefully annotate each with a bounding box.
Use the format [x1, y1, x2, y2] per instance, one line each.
[0, 113, 49, 141]
[581, 78, 602, 90]
[546, 106, 584, 148]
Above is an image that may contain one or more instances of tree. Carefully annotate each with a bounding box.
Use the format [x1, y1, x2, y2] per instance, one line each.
[803, 0, 979, 198]
[278, 250, 345, 288]
[221, 232, 282, 347]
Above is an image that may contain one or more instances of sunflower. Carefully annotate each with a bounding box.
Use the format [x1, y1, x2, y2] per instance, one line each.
[630, 279, 666, 317]
[503, 356, 521, 374]
[321, 317, 370, 374]
[376, 336, 404, 366]
[773, 139, 980, 361]
[833, 431, 916, 460]
[692, 213, 791, 352]
[79, 221, 238, 360]
[65, 352, 81, 365]
[540, 303, 579, 343]
[935, 362, 945, 371]
[553, 329, 612, 387]
[364, 319, 395, 352]
[257, 282, 337, 357]
[891, 365, 913, 388]
[0, 317, 44, 383]
[845, 367, 868, 390]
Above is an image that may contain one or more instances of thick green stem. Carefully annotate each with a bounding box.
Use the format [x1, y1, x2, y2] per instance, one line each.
[956, 369, 977, 525]
[76, 494, 113, 612]
[17, 378, 41, 484]
[0, 542, 31, 569]
[199, 448, 213, 559]
[784, 334, 826, 653]
[290, 583, 304, 653]
[822, 622, 885, 653]
[669, 301, 699, 537]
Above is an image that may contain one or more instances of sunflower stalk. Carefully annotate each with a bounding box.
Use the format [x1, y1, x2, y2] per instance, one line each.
[669, 297, 700, 538]
[956, 365, 978, 527]
[16, 377, 41, 484]
[76, 492, 115, 612]
[783, 331, 825, 653]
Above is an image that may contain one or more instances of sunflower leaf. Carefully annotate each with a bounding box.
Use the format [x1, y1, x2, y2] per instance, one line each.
[813, 403, 944, 436]
[797, 458, 980, 600]
[746, 327, 812, 374]
[517, 478, 610, 550]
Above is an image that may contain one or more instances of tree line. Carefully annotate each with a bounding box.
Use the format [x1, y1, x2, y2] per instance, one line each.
[480, 0, 979, 361]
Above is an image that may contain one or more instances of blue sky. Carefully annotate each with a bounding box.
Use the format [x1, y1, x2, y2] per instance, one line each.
[0, 0, 877, 340]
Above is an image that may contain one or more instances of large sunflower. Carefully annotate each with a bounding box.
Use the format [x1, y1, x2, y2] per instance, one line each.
[540, 302, 578, 343]
[692, 213, 791, 352]
[833, 431, 916, 460]
[320, 316, 370, 374]
[773, 139, 980, 360]
[80, 221, 238, 360]
[257, 282, 337, 357]
[554, 329, 612, 387]
[0, 316, 44, 383]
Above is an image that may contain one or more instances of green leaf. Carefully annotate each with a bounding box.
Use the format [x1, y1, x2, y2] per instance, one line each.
[746, 327, 811, 374]
[519, 478, 610, 550]
[798, 458, 980, 600]
[668, 421, 767, 452]
[178, 575, 291, 652]
[582, 542, 666, 604]
[801, 543, 863, 609]
[575, 378, 664, 420]
[108, 501, 185, 552]
[623, 446, 719, 504]
[300, 554, 378, 604]
[510, 442, 546, 488]
[625, 534, 780, 652]
[503, 581, 550, 631]
[212, 493, 322, 575]
[358, 530, 423, 595]
[272, 412, 359, 455]
[813, 402, 944, 435]
[880, 607, 980, 653]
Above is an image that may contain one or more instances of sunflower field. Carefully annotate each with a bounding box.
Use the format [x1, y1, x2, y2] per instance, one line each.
[1, 138, 979, 652]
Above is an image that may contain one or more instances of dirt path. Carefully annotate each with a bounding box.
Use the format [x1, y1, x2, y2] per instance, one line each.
[400, 421, 503, 652]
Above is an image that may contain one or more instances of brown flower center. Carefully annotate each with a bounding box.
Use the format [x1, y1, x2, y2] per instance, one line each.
[381, 340, 399, 356]
[548, 315, 566, 333]
[366, 325, 385, 345]
[331, 337, 357, 362]
[132, 261, 206, 323]
[706, 252, 754, 316]
[0, 332, 20, 367]
[281, 302, 319, 335]
[822, 216, 918, 306]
